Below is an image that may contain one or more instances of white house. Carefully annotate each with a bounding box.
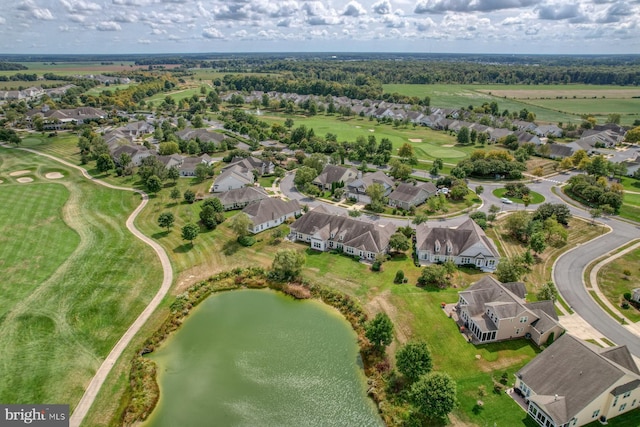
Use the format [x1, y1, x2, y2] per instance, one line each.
[243, 198, 301, 234]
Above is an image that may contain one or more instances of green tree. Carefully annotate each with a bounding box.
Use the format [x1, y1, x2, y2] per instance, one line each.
[96, 153, 115, 174]
[625, 126, 640, 143]
[157, 211, 175, 232]
[183, 189, 196, 204]
[456, 126, 470, 145]
[170, 187, 181, 203]
[192, 114, 204, 128]
[417, 265, 450, 288]
[146, 175, 162, 193]
[412, 213, 429, 225]
[158, 141, 180, 155]
[389, 159, 412, 180]
[537, 281, 558, 301]
[294, 166, 319, 189]
[366, 182, 386, 212]
[389, 232, 410, 253]
[194, 163, 211, 183]
[0, 128, 21, 145]
[202, 197, 224, 213]
[409, 372, 458, 421]
[495, 257, 526, 282]
[181, 222, 199, 246]
[167, 165, 180, 183]
[303, 153, 328, 174]
[529, 232, 547, 255]
[475, 185, 484, 196]
[229, 212, 253, 239]
[199, 205, 218, 230]
[270, 249, 306, 281]
[396, 342, 433, 383]
[398, 143, 415, 161]
[365, 312, 394, 351]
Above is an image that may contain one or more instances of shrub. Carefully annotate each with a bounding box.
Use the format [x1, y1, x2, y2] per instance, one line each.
[237, 235, 255, 247]
[394, 270, 405, 284]
[623, 269, 632, 276]
[371, 261, 381, 271]
[624, 292, 632, 301]
[546, 332, 555, 346]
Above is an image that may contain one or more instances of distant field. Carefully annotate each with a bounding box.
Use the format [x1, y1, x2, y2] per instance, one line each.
[0, 80, 69, 90]
[146, 87, 203, 104]
[382, 83, 639, 125]
[0, 147, 162, 409]
[85, 84, 133, 96]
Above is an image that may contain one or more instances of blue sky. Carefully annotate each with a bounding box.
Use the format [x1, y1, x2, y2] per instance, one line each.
[1, 0, 639, 54]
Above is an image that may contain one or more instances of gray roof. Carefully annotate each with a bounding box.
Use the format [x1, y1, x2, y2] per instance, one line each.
[416, 218, 499, 259]
[243, 198, 300, 227]
[518, 334, 640, 425]
[459, 276, 530, 319]
[216, 187, 269, 206]
[224, 156, 272, 173]
[312, 165, 357, 187]
[388, 182, 437, 203]
[291, 208, 396, 254]
[348, 171, 395, 192]
[547, 143, 574, 158]
[214, 164, 254, 186]
[176, 128, 226, 143]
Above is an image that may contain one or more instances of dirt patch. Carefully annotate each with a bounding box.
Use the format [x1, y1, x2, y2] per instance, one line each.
[408, 138, 422, 143]
[366, 290, 410, 345]
[45, 172, 64, 179]
[17, 177, 34, 183]
[477, 354, 528, 373]
[9, 170, 30, 177]
[442, 144, 454, 147]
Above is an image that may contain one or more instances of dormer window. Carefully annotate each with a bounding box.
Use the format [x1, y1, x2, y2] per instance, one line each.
[446, 242, 452, 254]
[435, 240, 441, 252]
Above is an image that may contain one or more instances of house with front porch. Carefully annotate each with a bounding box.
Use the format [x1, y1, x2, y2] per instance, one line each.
[457, 275, 563, 345]
[289, 206, 396, 260]
[515, 333, 640, 427]
[346, 171, 395, 203]
[211, 164, 254, 192]
[312, 165, 358, 191]
[215, 187, 269, 211]
[415, 218, 500, 272]
[388, 182, 438, 210]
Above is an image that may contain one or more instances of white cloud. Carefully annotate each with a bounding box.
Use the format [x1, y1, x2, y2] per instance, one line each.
[60, 0, 102, 13]
[69, 14, 85, 22]
[0, 16, 5, 24]
[343, 1, 367, 17]
[137, 38, 151, 44]
[202, 27, 225, 38]
[33, 8, 55, 20]
[96, 21, 122, 31]
[372, 0, 392, 14]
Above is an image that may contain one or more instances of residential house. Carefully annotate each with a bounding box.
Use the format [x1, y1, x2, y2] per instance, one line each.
[515, 333, 640, 427]
[312, 164, 358, 191]
[111, 144, 154, 166]
[457, 275, 563, 345]
[179, 154, 214, 177]
[388, 182, 438, 210]
[415, 218, 500, 271]
[547, 143, 575, 159]
[535, 124, 563, 138]
[157, 154, 184, 170]
[211, 164, 254, 193]
[243, 198, 301, 234]
[215, 187, 270, 210]
[119, 121, 154, 138]
[290, 206, 396, 260]
[516, 131, 542, 146]
[632, 288, 640, 303]
[488, 128, 513, 142]
[346, 171, 395, 202]
[36, 107, 108, 129]
[223, 156, 274, 176]
[176, 128, 227, 145]
[512, 120, 538, 132]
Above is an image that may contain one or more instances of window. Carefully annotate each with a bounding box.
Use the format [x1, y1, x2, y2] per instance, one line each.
[623, 391, 631, 398]
[592, 410, 599, 418]
[515, 328, 522, 335]
[487, 259, 496, 266]
[632, 399, 636, 406]
[613, 396, 619, 407]
[520, 317, 528, 323]
[619, 403, 627, 412]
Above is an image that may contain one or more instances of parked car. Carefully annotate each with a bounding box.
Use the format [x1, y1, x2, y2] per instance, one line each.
[500, 197, 513, 204]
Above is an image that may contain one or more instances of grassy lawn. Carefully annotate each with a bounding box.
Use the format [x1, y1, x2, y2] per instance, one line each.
[492, 188, 546, 205]
[486, 215, 606, 296]
[258, 175, 277, 188]
[619, 191, 640, 223]
[597, 247, 640, 323]
[257, 112, 473, 163]
[146, 87, 203, 104]
[85, 84, 133, 96]
[618, 176, 640, 192]
[302, 249, 539, 426]
[0, 148, 162, 409]
[20, 132, 83, 164]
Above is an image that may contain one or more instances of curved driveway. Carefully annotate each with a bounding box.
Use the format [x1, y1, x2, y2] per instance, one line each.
[12, 147, 173, 427]
[281, 169, 640, 357]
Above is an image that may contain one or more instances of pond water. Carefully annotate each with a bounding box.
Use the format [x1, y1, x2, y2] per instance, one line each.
[144, 289, 383, 427]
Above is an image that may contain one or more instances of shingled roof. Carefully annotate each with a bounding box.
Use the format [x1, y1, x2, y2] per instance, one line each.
[243, 198, 300, 227]
[388, 182, 437, 203]
[290, 208, 396, 254]
[518, 334, 640, 425]
[216, 187, 269, 207]
[312, 164, 357, 187]
[416, 218, 499, 258]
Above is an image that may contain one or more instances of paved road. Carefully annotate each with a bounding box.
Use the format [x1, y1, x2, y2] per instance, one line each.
[8, 147, 174, 427]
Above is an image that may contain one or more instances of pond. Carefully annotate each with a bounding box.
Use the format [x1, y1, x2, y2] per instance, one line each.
[144, 289, 383, 427]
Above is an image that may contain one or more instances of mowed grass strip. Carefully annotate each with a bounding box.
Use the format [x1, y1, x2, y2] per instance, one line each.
[597, 248, 640, 323]
[0, 148, 162, 409]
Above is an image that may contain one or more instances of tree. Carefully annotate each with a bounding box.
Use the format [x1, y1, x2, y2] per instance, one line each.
[412, 213, 429, 225]
[417, 265, 450, 288]
[389, 159, 412, 180]
[475, 185, 484, 196]
[457, 126, 470, 145]
[625, 126, 640, 143]
[571, 149, 588, 167]
[495, 257, 526, 282]
[194, 163, 211, 183]
[532, 166, 544, 179]
[303, 153, 328, 175]
[229, 212, 253, 239]
[409, 372, 458, 421]
[170, 187, 181, 203]
[533, 203, 571, 225]
[537, 281, 558, 301]
[199, 205, 218, 230]
[0, 128, 21, 145]
[158, 141, 180, 155]
[146, 175, 162, 193]
[202, 197, 224, 213]
[559, 157, 574, 172]
[167, 165, 180, 182]
[529, 232, 547, 255]
[396, 342, 433, 383]
[389, 232, 410, 253]
[183, 189, 196, 204]
[366, 182, 386, 212]
[365, 312, 393, 351]
[270, 249, 305, 281]
[398, 143, 415, 161]
[181, 222, 199, 246]
[590, 208, 602, 225]
[293, 166, 318, 189]
[96, 153, 115, 174]
[505, 211, 531, 242]
[157, 211, 175, 232]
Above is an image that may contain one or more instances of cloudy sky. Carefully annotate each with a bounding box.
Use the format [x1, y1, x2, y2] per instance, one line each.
[1, 0, 638, 55]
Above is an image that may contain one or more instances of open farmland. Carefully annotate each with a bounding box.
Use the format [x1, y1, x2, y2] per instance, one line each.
[0, 147, 162, 409]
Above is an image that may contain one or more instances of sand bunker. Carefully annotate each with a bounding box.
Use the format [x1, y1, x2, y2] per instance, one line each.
[442, 144, 455, 147]
[45, 172, 64, 179]
[17, 177, 34, 183]
[368, 129, 375, 132]
[408, 138, 422, 143]
[0, 180, 3, 184]
[9, 170, 30, 177]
